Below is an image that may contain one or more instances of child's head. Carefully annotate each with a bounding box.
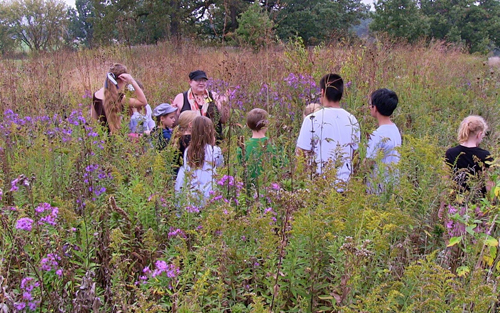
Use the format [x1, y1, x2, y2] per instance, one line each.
[178, 110, 199, 133]
[303, 103, 321, 118]
[246, 108, 269, 132]
[191, 116, 215, 144]
[370, 88, 398, 117]
[457, 115, 488, 144]
[319, 73, 343, 103]
[188, 116, 215, 168]
[153, 103, 177, 129]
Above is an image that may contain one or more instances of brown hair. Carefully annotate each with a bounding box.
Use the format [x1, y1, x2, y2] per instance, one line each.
[457, 115, 488, 144]
[246, 108, 269, 131]
[104, 63, 128, 133]
[187, 116, 216, 168]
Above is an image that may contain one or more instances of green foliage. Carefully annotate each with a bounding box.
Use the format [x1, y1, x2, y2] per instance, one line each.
[1, 42, 500, 311]
[2, 0, 68, 52]
[235, 2, 274, 49]
[370, 0, 429, 43]
[276, 0, 369, 45]
[372, 0, 500, 53]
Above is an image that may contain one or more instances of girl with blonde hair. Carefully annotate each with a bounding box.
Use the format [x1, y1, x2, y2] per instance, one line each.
[91, 63, 147, 134]
[175, 116, 224, 204]
[445, 115, 493, 198]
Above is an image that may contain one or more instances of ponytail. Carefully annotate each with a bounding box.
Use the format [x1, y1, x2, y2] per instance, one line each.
[457, 115, 488, 144]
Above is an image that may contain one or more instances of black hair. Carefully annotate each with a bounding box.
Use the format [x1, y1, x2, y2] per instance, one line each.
[319, 73, 343, 103]
[371, 88, 398, 117]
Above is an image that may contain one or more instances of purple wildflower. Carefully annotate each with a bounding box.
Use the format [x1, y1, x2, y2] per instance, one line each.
[185, 206, 200, 213]
[168, 228, 186, 239]
[16, 218, 34, 231]
[151, 260, 180, 278]
[40, 253, 60, 271]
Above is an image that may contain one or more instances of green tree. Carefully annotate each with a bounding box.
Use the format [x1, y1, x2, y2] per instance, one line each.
[370, 0, 429, 43]
[2, 0, 68, 52]
[421, 0, 500, 53]
[275, 0, 369, 45]
[197, 0, 254, 41]
[235, 2, 274, 49]
[0, 3, 17, 55]
[67, 0, 95, 47]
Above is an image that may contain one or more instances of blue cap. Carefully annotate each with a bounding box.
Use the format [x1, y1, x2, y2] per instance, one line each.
[153, 103, 176, 117]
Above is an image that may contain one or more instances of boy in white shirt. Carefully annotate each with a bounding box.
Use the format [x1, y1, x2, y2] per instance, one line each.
[296, 73, 360, 190]
[365, 88, 401, 193]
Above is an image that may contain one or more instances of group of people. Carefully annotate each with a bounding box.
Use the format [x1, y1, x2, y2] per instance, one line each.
[296, 73, 402, 193]
[90, 64, 493, 206]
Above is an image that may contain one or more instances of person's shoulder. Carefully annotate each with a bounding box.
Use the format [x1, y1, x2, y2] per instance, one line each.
[445, 145, 464, 160]
[472, 146, 492, 158]
[172, 92, 185, 106]
[377, 123, 400, 135]
[446, 145, 462, 154]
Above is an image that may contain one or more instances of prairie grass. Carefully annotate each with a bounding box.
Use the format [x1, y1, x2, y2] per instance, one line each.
[1, 39, 500, 312]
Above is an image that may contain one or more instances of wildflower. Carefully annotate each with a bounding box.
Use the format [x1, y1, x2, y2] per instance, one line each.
[217, 175, 235, 186]
[22, 292, 32, 301]
[271, 183, 280, 191]
[94, 187, 106, 197]
[20, 277, 39, 292]
[35, 203, 52, 213]
[37, 204, 58, 226]
[185, 206, 200, 213]
[168, 228, 186, 239]
[14, 302, 25, 310]
[16, 218, 34, 231]
[212, 195, 223, 202]
[10, 177, 21, 192]
[40, 253, 60, 271]
[151, 261, 180, 278]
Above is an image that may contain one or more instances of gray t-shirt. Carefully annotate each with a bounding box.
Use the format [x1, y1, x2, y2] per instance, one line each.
[366, 123, 401, 193]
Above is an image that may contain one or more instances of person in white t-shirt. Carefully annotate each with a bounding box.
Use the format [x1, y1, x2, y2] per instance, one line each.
[296, 73, 360, 189]
[365, 88, 401, 193]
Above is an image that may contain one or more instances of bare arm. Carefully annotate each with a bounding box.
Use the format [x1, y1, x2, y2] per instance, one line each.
[118, 74, 147, 108]
[172, 93, 184, 115]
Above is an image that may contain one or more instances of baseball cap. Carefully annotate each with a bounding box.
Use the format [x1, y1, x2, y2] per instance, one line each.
[189, 70, 208, 81]
[153, 103, 177, 117]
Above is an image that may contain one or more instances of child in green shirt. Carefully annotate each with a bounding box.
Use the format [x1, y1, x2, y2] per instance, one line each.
[237, 108, 276, 190]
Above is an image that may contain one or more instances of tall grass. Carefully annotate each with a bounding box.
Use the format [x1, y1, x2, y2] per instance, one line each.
[1, 39, 499, 312]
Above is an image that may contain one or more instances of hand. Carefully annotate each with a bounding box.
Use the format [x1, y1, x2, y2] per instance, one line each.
[118, 73, 133, 84]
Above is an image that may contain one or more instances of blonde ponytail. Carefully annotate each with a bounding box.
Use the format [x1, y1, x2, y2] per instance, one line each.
[457, 115, 488, 144]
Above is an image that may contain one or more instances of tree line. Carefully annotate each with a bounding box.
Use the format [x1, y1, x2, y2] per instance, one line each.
[0, 0, 498, 55]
